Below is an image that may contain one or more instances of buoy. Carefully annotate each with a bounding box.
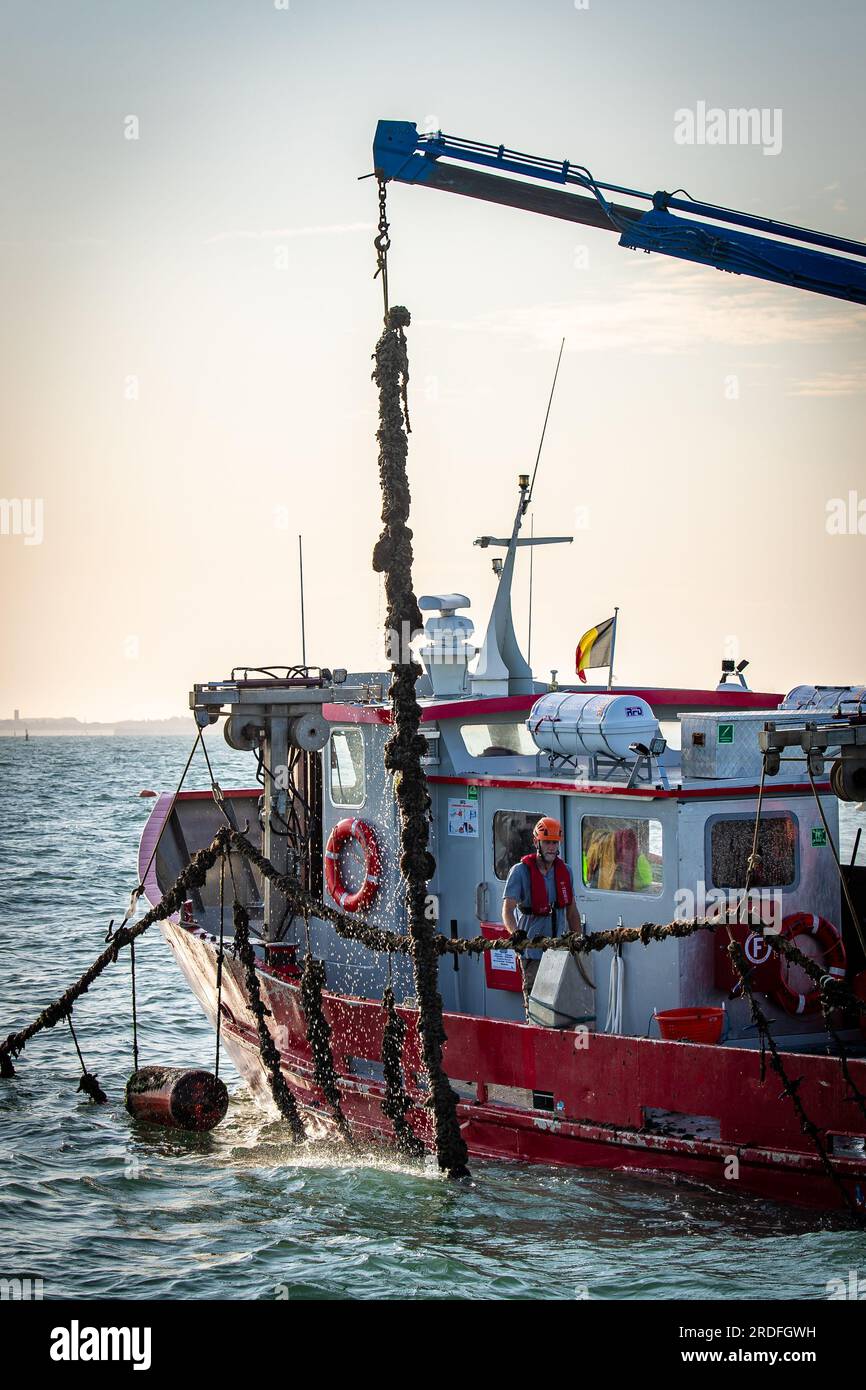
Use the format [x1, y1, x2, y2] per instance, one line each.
[138, 789, 157, 798]
[125, 1066, 228, 1132]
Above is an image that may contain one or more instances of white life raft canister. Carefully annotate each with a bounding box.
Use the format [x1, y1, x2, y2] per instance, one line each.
[527, 691, 662, 762]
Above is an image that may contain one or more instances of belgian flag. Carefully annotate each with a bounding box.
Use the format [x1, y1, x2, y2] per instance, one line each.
[575, 616, 616, 683]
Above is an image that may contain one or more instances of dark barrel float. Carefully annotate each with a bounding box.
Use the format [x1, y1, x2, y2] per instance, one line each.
[125, 1066, 228, 1132]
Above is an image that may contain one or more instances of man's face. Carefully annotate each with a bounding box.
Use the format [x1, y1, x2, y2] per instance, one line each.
[536, 838, 559, 865]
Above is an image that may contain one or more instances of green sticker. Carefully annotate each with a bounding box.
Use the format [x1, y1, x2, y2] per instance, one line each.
[811, 827, 827, 848]
[718, 723, 734, 745]
[466, 785, 478, 801]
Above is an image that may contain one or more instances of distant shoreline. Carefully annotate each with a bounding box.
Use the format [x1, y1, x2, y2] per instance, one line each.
[0, 718, 196, 737]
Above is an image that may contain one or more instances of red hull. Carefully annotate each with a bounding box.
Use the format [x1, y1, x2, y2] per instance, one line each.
[163, 920, 866, 1212]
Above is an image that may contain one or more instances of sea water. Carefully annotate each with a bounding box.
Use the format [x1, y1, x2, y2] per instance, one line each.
[1, 735, 865, 1301]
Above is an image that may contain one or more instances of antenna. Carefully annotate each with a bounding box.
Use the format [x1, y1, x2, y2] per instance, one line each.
[527, 514, 534, 662]
[526, 337, 565, 508]
[298, 534, 307, 666]
[472, 341, 573, 696]
[527, 340, 564, 659]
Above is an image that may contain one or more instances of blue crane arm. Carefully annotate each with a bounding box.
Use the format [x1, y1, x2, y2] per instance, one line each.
[373, 121, 866, 306]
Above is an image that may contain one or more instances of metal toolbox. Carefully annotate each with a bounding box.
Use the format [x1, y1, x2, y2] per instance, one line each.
[681, 710, 841, 780]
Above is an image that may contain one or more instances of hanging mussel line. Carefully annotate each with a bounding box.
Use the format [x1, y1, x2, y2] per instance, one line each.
[371, 293, 470, 1180]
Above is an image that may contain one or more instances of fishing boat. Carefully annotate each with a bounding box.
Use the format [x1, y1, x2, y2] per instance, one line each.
[138, 122, 866, 1211]
[139, 473, 866, 1209]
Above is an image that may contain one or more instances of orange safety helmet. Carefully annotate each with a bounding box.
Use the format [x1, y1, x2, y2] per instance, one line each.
[533, 816, 562, 843]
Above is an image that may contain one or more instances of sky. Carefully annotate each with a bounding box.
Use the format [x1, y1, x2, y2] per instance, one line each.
[1, 0, 864, 721]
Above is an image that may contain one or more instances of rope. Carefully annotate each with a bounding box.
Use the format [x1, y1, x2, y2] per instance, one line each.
[298, 914, 353, 1143]
[380, 955, 425, 1158]
[806, 763, 866, 957]
[231, 899, 306, 1141]
[372, 304, 468, 1180]
[214, 851, 226, 1080]
[199, 732, 234, 829]
[0, 832, 230, 1075]
[106, 725, 205, 945]
[820, 993, 866, 1129]
[130, 941, 139, 1072]
[726, 936, 863, 1220]
[67, 1013, 107, 1104]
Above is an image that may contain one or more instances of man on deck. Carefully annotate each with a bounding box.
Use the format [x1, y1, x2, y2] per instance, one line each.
[502, 817, 582, 993]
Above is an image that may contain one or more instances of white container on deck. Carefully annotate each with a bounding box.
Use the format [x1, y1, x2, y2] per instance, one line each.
[527, 691, 661, 761]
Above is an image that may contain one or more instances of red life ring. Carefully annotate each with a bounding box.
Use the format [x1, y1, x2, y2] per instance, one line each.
[771, 912, 847, 1016]
[324, 818, 381, 913]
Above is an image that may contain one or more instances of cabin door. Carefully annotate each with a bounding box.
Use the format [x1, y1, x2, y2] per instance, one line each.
[478, 789, 566, 926]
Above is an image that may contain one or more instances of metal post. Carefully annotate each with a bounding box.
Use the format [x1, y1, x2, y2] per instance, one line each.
[298, 535, 307, 667]
[607, 607, 619, 690]
[263, 715, 290, 942]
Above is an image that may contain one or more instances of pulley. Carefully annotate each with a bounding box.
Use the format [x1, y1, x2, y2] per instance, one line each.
[830, 752, 866, 803]
[224, 716, 260, 752]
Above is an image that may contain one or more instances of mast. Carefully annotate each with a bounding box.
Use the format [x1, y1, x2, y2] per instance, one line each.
[471, 482, 572, 696]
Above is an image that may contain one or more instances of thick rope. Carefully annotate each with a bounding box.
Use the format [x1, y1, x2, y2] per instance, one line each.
[214, 851, 226, 1080]
[380, 963, 425, 1158]
[372, 305, 468, 1180]
[298, 917, 353, 1143]
[0, 833, 230, 1075]
[231, 901, 306, 1142]
[727, 937, 863, 1219]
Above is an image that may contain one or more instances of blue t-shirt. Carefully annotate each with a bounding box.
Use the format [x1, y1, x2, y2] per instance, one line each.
[503, 858, 575, 959]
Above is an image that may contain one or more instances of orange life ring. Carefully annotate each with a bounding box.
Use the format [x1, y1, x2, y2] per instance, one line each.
[324, 818, 381, 913]
[771, 912, 847, 1016]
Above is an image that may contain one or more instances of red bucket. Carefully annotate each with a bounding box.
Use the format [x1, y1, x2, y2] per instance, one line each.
[655, 1006, 725, 1044]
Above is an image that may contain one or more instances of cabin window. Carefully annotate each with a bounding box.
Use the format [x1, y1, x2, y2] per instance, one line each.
[581, 815, 664, 895]
[461, 722, 537, 758]
[329, 727, 365, 807]
[492, 810, 541, 880]
[709, 814, 797, 888]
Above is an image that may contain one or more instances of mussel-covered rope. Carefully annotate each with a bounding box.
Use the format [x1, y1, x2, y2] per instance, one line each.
[220, 825, 866, 1019]
[6, 820, 866, 1054]
[298, 913, 353, 1143]
[0, 833, 230, 1077]
[722, 756, 866, 1140]
[380, 957, 425, 1158]
[726, 936, 863, 1219]
[372, 304, 468, 1180]
[214, 851, 226, 1081]
[230, 900, 306, 1142]
[820, 993, 866, 1128]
